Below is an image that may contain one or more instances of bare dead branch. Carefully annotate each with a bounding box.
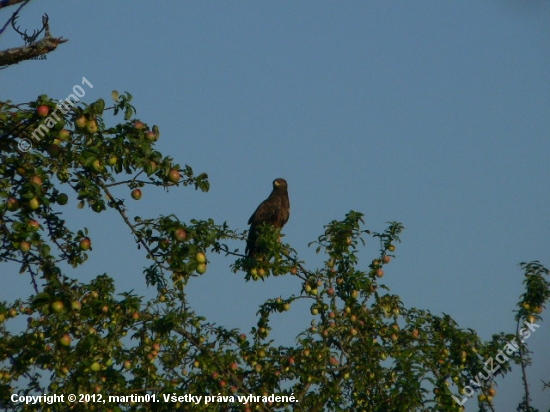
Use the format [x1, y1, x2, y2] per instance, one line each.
[0, 35, 68, 68]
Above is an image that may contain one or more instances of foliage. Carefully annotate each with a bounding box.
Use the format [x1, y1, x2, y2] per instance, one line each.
[0, 94, 548, 412]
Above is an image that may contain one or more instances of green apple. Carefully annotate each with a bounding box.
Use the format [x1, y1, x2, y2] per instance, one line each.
[51, 301, 65, 313]
[196, 263, 207, 274]
[196, 252, 206, 263]
[86, 120, 98, 133]
[56, 193, 68, 205]
[29, 197, 40, 210]
[58, 129, 71, 141]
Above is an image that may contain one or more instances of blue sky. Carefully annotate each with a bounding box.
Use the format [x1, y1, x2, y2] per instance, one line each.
[2, 1, 549, 409]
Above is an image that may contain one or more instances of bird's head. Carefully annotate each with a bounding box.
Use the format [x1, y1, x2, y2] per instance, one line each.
[272, 178, 287, 189]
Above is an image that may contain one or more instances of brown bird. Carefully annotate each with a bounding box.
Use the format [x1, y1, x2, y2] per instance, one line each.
[246, 178, 290, 257]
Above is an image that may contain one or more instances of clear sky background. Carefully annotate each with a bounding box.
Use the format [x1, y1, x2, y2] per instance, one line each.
[1, 1, 549, 410]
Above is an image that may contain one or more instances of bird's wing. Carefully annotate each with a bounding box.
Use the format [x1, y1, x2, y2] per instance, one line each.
[249, 198, 279, 226]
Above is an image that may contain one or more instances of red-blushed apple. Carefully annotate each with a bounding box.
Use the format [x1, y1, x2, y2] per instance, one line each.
[123, 360, 132, 369]
[230, 362, 239, 371]
[411, 329, 419, 339]
[75, 116, 87, 128]
[51, 301, 65, 313]
[131, 312, 139, 320]
[36, 105, 49, 117]
[290, 266, 298, 275]
[71, 301, 82, 311]
[134, 121, 145, 129]
[382, 255, 391, 264]
[79, 237, 91, 251]
[131, 189, 142, 200]
[488, 387, 496, 397]
[327, 287, 335, 296]
[59, 334, 71, 347]
[19, 241, 31, 253]
[174, 228, 187, 242]
[168, 169, 180, 183]
[29, 175, 43, 186]
[28, 220, 40, 230]
[329, 357, 339, 366]
[219, 380, 227, 387]
[6, 197, 19, 211]
[376, 269, 384, 278]
[145, 131, 157, 141]
[230, 386, 238, 394]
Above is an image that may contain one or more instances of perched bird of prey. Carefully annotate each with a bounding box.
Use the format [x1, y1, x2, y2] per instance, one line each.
[246, 178, 290, 257]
